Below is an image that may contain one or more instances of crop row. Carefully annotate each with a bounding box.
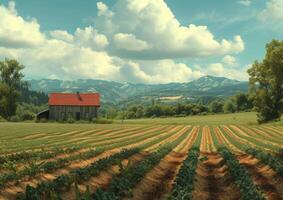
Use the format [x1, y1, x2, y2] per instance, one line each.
[0, 146, 81, 167]
[16, 148, 139, 200]
[88, 127, 191, 199]
[2, 126, 186, 191]
[14, 127, 187, 199]
[219, 147, 265, 200]
[0, 148, 104, 188]
[168, 147, 200, 200]
[246, 148, 283, 176]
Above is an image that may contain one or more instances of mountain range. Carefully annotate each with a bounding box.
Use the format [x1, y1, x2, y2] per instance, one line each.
[28, 76, 249, 103]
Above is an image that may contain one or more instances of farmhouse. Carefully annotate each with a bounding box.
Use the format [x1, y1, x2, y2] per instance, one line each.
[37, 92, 100, 121]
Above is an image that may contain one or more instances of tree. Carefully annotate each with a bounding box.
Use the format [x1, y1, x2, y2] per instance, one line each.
[232, 93, 252, 112]
[223, 100, 236, 113]
[248, 40, 283, 123]
[209, 101, 224, 113]
[0, 59, 26, 119]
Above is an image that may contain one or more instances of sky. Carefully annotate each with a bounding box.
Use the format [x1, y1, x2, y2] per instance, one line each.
[0, 0, 282, 83]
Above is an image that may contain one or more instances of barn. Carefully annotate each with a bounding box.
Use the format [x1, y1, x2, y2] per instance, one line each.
[37, 92, 100, 121]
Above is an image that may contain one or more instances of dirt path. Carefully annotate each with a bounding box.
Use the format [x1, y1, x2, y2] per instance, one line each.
[60, 152, 150, 200]
[61, 126, 193, 200]
[0, 126, 168, 178]
[248, 127, 283, 143]
[238, 154, 283, 200]
[0, 126, 179, 200]
[203, 127, 216, 153]
[200, 128, 207, 153]
[229, 125, 277, 152]
[192, 153, 241, 200]
[256, 127, 283, 140]
[144, 126, 188, 152]
[222, 126, 259, 150]
[237, 127, 282, 149]
[214, 127, 242, 153]
[124, 127, 199, 200]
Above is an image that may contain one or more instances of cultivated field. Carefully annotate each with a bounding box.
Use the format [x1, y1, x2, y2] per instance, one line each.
[0, 122, 282, 200]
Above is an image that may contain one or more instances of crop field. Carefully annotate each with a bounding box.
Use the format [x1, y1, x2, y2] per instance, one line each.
[0, 123, 282, 200]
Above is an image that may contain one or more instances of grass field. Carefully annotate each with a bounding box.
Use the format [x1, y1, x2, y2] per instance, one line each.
[0, 113, 282, 200]
[119, 112, 283, 125]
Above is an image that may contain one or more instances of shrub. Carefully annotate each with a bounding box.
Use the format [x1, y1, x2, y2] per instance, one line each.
[9, 115, 21, 122]
[20, 111, 35, 121]
[67, 116, 75, 124]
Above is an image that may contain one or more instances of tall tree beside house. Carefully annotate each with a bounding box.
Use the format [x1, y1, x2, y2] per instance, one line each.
[248, 40, 283, 123]
[0, 59, 26, 119]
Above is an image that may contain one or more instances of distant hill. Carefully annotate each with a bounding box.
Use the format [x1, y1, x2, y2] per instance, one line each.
[28, 76, 249, 103]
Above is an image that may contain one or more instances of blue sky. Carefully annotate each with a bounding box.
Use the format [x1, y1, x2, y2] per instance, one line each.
[0, 0, 282, 83]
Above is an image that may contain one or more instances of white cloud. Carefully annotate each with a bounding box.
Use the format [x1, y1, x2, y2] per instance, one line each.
[95, 0, 245, 59]
[50, 30, 74, 43]
[97, 2, 114, 17]
[208, 63, 225, 76]
[118, 59, 204, 83]
[237, 0, 252, 6]
[0, 2, 45, 48]
[222, 55, 237, 66]
[113, 33, 151, 51]
[74, 26, 109, 50]
[259, 0, 283, 21]
[204, 62, 249, 81]
[0, 1, 248, 83]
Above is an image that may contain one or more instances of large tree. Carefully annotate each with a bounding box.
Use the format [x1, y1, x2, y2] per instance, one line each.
[0, 59, 26, 119]
[248, 40, 283, 123]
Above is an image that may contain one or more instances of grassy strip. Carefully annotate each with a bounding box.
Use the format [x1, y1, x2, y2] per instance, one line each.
[210, 127, 221, 149]
[1, 126, 173, 188]
[228, 126, 279, 151]
[246, 148, 283, 176]
[219, 147, 265, 200]
[168, 147, 200, 200]
[237, 126, 282, 149]
[54, 125, 159, 148]
[193, 128, 202, 148]
[16, 148, 139, 200]
[16, 126, 182, 200]
[6, 126, 179, 190]
[90, 127, 190, 199]
[0, 148, 103, 188]
[139, 126, 193, 150]
[219, 127, 247, 151]
[0, 146, 81, 169]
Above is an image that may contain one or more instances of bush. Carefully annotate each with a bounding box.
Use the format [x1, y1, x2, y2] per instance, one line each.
[9, 115, 21, 122]
[67, 116, 75, 124]
[20, 111, 35, 121]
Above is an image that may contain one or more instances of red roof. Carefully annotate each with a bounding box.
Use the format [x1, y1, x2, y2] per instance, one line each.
[49, 93, 100, 106]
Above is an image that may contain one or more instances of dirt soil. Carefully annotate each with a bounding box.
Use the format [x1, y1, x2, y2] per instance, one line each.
[238, 154, 283, 200]
[192, 153, 241, 200]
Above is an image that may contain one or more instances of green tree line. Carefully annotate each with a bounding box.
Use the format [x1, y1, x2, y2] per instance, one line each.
[101, 92, 253, 120]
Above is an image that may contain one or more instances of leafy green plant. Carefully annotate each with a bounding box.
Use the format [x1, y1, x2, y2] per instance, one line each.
[219, 147, 265, 200]
[17, 148, 139, 200]
[246, 148, 283, 176]
[91, 129, 190, 199]
[168, 147, 200, 200]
